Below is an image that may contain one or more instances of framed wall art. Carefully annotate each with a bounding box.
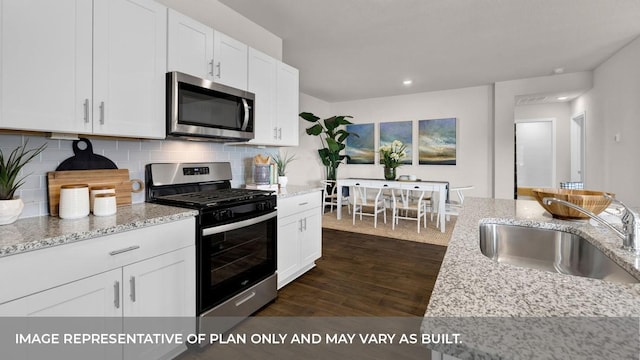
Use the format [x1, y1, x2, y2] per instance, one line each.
[345, 123, 375, 164]
[418, 118, 457, 165]
[379, 121, 413, 165]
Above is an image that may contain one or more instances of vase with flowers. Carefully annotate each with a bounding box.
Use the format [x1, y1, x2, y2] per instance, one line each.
[379, 140, 407, 180]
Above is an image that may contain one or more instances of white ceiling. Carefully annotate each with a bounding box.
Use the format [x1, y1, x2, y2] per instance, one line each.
[218, 0, 640, 102]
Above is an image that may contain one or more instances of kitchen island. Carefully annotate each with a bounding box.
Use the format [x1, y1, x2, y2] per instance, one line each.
[424, 197, 640, 359]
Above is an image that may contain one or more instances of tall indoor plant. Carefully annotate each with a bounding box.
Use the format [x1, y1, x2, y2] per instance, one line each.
[299, 112, 357, 182]
[0, 141, 46, 225]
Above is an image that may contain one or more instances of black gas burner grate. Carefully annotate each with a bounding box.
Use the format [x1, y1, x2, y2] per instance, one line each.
[157, 188, 272, 207]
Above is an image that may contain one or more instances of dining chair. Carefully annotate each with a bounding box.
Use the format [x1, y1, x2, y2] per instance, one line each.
[432, 185, 474, 222]
[391, 186, 431, 233]
[352, 185, 386, 228]
[321, 180, 350, 214]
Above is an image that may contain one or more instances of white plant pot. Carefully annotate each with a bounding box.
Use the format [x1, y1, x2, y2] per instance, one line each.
[0, 198, 24, 225]
[278, 176, 288, 188]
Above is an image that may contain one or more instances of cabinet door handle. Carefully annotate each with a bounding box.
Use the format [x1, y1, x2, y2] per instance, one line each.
[298, 202, 308, 206]
[99, 101, 105, 125]
[216, 62, 221, 78]
[303, 217, 307, 231]
[83, 99, 90, 123]
[209, 59, 215, 76]
[278, 128, 282, 140]
[298, 219, 303, 232]
[109, 245, 140, 256]
[129, 276, 136, 303]
[114, 281, 120, 309]
[273, 127, 278, 140]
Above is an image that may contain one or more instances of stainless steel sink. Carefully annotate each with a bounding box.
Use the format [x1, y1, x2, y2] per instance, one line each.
[479, 223, 639, 283]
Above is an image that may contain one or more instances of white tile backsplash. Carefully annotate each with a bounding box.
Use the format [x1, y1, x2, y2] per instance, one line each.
[1, 133, 270, 219]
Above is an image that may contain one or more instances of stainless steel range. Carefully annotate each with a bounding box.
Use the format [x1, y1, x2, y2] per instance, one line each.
[145, 162, 277, 332]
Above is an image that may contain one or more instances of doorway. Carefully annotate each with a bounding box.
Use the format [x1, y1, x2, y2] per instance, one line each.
[570, 112, 586, 182]
[515, 118, 556, 196]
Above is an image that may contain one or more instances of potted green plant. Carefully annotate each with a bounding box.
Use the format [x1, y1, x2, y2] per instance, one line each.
[272, 151, 296, 188]
[299, 112, 357, 182]
[0, 141, 47, 225]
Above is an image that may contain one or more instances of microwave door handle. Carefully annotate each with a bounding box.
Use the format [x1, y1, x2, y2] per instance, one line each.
[240, 98, 249, 131]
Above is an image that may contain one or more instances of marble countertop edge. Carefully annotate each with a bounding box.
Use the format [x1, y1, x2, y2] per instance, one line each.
[0, 203, 198, 258]
[424, 197, 640, 358]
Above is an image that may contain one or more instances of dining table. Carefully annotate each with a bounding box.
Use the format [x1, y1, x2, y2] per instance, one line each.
[335, 178, 449, 232]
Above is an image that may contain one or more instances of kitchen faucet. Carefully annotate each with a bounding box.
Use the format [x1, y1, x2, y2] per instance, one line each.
[543, 195, 640, 255]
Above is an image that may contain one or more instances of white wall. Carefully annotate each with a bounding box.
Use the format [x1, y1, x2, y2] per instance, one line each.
[293, 85, 494, 198]
[286, 93, 332, 186]
[514, 102, 572, 185]
[572, 35, 640, 206]
[156, 0, 282, 60]
[494, 72, 593, 199]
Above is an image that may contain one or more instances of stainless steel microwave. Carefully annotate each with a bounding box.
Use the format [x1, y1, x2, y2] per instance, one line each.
[166, 71, 255, 141]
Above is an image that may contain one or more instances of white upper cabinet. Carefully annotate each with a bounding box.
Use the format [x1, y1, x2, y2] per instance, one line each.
[0, 0, 93, 134]
[247, 48, 299, 146]
[167, 9, 214, 80]
[93, 0, 166, 138]
[166, 11, 247, 90]
[213, 31, 248, 91]
[248, 47, 277, 144]
[0, 0, 166, 139]
[276, 61, 300, 146]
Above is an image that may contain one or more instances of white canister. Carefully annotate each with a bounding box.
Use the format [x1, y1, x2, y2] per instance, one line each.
[90, 185, 116, 212]
[59, 184, 90, 219]
[93, 193, 117, 217]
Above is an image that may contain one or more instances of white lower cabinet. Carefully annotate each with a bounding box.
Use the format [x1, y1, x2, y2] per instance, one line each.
[0, 268, 122, 318]
[277, 191, 322, 289]
[122, 246, 195, 360]
[0, 218, 195, 360]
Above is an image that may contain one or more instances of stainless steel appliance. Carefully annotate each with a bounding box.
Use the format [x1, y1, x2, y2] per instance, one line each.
[145, 162, 276, 331]
[166, 72, 255, 141]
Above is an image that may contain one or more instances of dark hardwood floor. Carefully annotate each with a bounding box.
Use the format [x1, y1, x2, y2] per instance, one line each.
[177, 229, 446, 359]
[256, 228, 447, 316]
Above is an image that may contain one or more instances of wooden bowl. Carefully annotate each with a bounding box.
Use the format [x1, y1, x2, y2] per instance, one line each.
[531, 188, 614, 220]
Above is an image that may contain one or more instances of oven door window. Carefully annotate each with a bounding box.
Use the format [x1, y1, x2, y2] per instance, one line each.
[200, 212, 276, 310]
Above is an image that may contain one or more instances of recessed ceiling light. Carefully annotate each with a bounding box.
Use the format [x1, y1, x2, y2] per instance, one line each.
[553, 67, 564, 75]
[557, 96, 569, 101]
[403, 80, 412, 86]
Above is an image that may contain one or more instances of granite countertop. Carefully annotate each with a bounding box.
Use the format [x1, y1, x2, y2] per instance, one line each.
[0, 203, 197, 258]
[423, 197, 640, 359]
[276, 184, 324, 198]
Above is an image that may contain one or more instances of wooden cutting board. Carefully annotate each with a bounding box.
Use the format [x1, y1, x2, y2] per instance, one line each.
[47, 169, 144, 216]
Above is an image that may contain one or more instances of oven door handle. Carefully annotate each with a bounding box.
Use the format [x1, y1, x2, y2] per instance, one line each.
[202, 211, 276, 237]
